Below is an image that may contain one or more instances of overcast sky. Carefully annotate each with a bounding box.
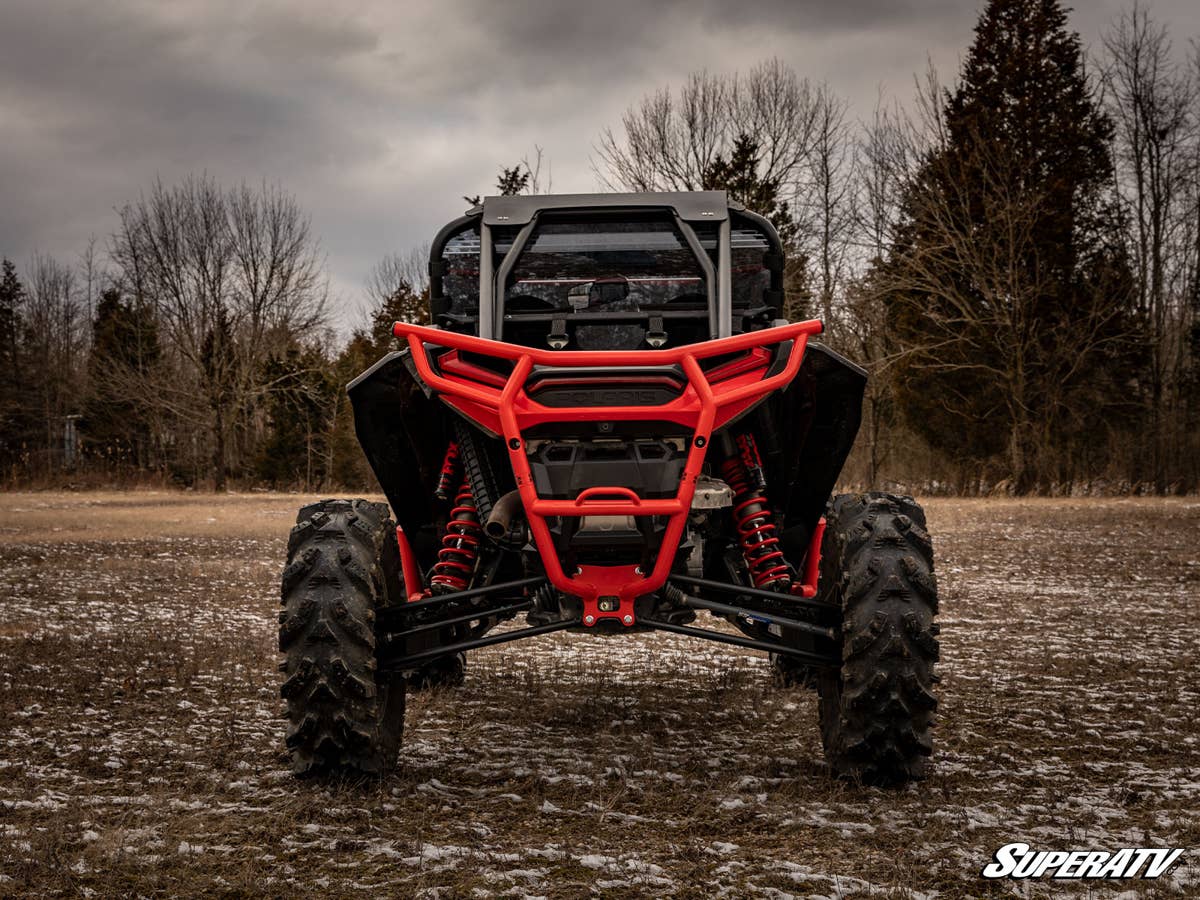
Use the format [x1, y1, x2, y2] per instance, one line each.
[2, 0, 1197, 329]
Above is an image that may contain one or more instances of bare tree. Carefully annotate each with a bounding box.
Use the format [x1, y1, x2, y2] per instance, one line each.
[839, 91, 919, 485]
[78, 235, 104, 335]
[112, 177, 234, 485]
[228, 182, 328, 342]
[596, 59, 837, 324]
[366, 244, 430, 309]
[855, 91, 917, 264]
[594, 59, 820, 199]
[23, 254, 88, 461]
[518, 145, 551, 195]
[1176, 40, 1200, 488]
[797, 85, 856, 330]
[728, 59, 823, 204]
[1102, 4, 1199, 490]
[109, 175, 329, 489]
[363, 243, 431, 334]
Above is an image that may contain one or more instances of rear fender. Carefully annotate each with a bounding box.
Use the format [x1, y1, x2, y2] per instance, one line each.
[767, 343, 866, 561]
[347, 352, 449, 558]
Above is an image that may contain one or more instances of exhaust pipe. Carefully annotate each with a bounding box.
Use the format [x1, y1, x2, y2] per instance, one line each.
[485, 490, 524, 542]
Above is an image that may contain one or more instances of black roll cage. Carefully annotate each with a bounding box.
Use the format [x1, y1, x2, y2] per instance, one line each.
[427, 191, 786, 341]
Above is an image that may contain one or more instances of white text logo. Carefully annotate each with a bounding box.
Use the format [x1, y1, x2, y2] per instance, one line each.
[982, 843, 1184, 880]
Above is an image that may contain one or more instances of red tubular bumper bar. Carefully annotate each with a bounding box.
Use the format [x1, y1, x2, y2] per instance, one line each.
[393, 320, 823, 625]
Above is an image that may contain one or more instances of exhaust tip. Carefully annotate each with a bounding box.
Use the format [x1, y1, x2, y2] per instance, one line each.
[485, 489, 524, 543]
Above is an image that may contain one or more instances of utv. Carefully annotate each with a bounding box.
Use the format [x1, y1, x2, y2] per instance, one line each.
[279, 191, 939, 784]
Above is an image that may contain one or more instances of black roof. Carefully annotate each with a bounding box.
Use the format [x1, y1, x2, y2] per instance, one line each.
[478, 191, 739, 226]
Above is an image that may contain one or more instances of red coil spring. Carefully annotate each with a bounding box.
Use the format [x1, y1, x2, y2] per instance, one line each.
[719, 449, 793, 591]
[429, 480, 482, 592]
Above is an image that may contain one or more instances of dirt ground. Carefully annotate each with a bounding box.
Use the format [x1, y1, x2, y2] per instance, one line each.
[0, 491, 1196, 898]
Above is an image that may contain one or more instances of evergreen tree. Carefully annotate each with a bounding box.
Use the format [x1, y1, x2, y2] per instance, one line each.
[86, 287, 161, 467]
[0, 259, 23, 373]
[368, 277, 427, 346]
[0, 259, 27, 462]
[255, 345, 336, 488]
[703, 133, 798, 246]
[465, 158, 539, 206]
[496, 165, 531, 197]
[90, 287, 160, 372]
[883, 0, 1140, 492]
[327, 333, 378, 489]
[703, 133, 810, 318]
[200, 305, 237, 490]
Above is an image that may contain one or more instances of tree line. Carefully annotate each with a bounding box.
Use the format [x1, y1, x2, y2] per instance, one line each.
[1, 0, 1196, 494]
[597, 0, 1200, 494]
[0, 178, 340, 489]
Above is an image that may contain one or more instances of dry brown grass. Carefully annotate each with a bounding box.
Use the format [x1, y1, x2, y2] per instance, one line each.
[0, 493, 1197, 897]
[0, 490, 330, 543]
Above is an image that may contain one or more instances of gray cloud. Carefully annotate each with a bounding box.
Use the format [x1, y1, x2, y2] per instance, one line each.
[1, 0, 1197, 329]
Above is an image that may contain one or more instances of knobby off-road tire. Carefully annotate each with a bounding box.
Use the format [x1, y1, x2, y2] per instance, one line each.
[817, 492, 940, 785]
[279, 499, 405, 776]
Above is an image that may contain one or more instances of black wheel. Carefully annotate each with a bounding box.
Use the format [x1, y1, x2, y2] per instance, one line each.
[817, 492, 939, 785]
[279, 499, 406, 776]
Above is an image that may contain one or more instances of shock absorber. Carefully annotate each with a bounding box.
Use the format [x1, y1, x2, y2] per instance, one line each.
[718, 432, 794, 591]
[434, 440, 462, 502]
[429, 479, 483, 593]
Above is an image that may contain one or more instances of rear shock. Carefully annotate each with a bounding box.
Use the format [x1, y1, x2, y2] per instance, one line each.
[429, 479, 483, 593]
[434, 440, 462, 502]
[719, 432, 794, 592]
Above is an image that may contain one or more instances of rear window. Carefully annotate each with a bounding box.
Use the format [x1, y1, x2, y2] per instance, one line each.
[440, 224, 481, 323]
[502, 218, 709, 350]
[693, 221, 773, 331]
[505, 219, 706, 311]
[729, 226, 772, 316]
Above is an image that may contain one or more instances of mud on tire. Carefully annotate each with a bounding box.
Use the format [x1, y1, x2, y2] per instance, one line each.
[817, 492, 939, 785]
[279, 499, 405, 776]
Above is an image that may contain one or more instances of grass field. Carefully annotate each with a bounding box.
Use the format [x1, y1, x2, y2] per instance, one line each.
[0, 492, 1197, 897]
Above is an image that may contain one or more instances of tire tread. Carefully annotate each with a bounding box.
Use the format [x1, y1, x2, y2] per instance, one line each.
[818, 492, 940, 784]
[280, 499, 405, 776]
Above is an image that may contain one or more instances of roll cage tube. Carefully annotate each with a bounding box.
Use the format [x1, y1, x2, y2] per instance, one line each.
[674, 212, 720, 339]
[392, 318, 823, 627]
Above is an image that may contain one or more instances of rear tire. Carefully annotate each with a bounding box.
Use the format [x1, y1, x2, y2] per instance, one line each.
[279, 499, 405, 776]
[817, 492, 939, 785]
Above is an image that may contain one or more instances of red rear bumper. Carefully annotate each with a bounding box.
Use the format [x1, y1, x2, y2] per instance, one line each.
[393, 321, 824, 625]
